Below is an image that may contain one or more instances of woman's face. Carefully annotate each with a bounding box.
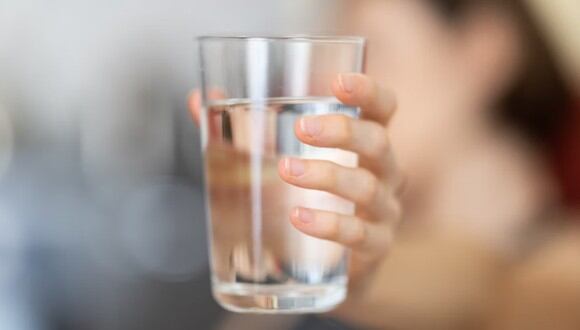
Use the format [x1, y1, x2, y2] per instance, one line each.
[345, 0, 518, 180]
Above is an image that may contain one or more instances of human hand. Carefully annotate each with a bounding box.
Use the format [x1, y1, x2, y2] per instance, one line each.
[189, 74, 404, 294]
[276, 74, 404, 291]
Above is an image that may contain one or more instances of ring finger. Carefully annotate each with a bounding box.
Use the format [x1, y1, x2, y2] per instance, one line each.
[290, 207, 393, 254]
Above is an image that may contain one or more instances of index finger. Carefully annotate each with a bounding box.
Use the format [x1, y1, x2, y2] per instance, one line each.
[331, 73, 397, 126]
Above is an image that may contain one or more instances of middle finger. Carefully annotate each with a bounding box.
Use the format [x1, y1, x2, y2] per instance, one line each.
[294, 114, 395, 175]
[278, 158, 395, 219]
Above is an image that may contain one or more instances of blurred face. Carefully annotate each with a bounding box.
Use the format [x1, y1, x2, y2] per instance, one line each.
[345, 0, 519, 182]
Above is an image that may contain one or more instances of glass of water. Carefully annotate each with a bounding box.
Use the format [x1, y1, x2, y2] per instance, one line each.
[198, 35, 366, 313]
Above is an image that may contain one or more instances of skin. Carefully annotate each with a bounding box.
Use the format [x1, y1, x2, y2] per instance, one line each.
[330, 1, 579, 329]
[189, 74, 403, 286]
[490, 223, 580, 330]
[190, 2, 579, 329]
[279, 74, 403, 276]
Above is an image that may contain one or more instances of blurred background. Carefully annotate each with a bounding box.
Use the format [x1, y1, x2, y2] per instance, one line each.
[0, 0, 578, 329]
[0, 1, 340, 329]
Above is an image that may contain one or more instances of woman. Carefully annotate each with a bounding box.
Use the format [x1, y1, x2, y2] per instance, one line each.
[191, 0, 578, 329]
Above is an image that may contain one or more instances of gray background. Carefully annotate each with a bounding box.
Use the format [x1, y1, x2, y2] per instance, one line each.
[0, 1, 342, 329]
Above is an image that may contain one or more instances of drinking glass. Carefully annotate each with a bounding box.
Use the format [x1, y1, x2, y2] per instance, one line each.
[198, 35, 365, 313]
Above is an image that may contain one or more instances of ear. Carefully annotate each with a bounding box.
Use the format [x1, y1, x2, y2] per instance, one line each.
[458, 4, 524, 100]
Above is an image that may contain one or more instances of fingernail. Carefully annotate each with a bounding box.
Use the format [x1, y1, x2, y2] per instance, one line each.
[284, 158, 305, 176]
[294, 208, 314, 223]
[339, 74, 357, 93]
[300, 116, 322, 137]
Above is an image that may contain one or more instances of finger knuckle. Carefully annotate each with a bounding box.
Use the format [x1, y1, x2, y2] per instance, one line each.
[309, 161, 334, 189]
[348, 221, 367, 247]
[323, 162, 340, 190]
[325, 214, 341, 240]
[359, 81, 377, 108]
[334, 115, 353, 144]
[357, 169, 380, 206]
[370, 126, 390, 156]
[380, 88, 397, 116]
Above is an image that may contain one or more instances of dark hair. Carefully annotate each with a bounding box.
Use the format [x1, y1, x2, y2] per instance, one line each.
[430, 0, 579, 207]
[429, 0, 573, 148]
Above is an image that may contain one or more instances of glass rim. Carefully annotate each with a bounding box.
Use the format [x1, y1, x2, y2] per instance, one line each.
[197, 35, 366, 44]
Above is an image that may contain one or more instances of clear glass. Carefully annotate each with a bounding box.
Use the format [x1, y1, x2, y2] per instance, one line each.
[198, 35, 366, 313]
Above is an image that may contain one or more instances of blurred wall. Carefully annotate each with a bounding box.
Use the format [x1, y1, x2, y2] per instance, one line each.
[528, 0, 580, 91]
[0, 1, 339, 329]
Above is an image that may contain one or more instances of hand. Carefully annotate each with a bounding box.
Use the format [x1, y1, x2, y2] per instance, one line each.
[188, 74, 404, 294]
[277, 74, 404, 292]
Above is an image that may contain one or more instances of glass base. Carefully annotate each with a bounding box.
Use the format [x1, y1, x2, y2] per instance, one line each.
[212, 281, 347, 314]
